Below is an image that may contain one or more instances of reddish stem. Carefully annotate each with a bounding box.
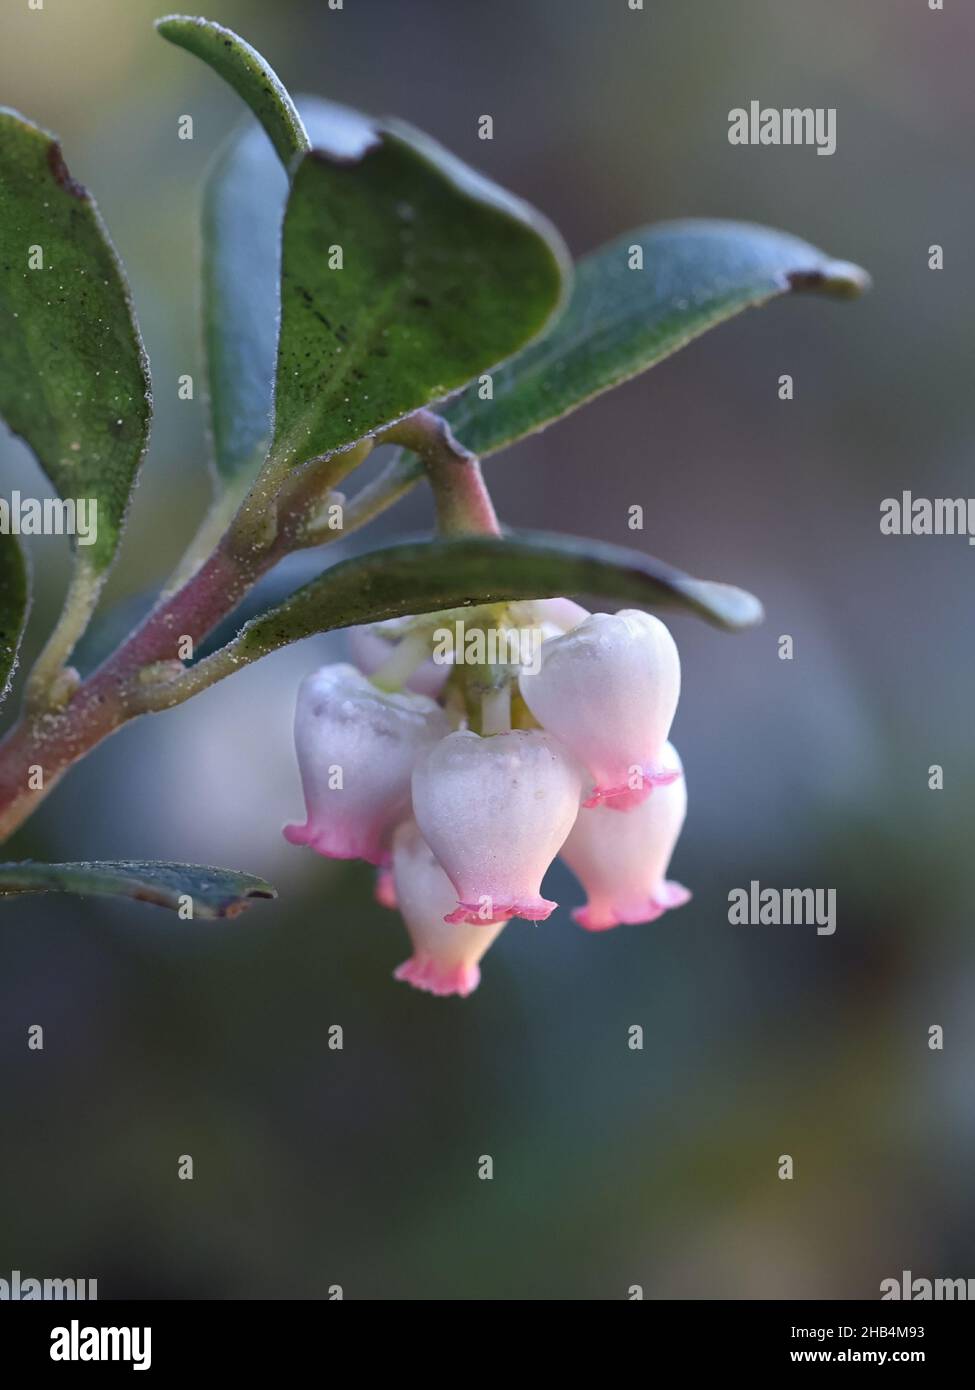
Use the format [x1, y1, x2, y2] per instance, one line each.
[0, 541, 269, 843]
[379, 410, 501, 537]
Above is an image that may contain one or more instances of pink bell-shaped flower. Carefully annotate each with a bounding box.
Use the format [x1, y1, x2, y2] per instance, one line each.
[560, 741, 691, 931]
[518, 609, 680, 809]
[391, 820, 507, 997]
[412, 728, 583, 925]
[284, 663, 449, 866]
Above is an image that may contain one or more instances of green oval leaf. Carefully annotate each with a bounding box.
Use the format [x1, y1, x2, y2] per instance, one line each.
[245, 531, 761, 641]
[271, 126, 570, 468]
[0, 860, 276, 919]
[156, 14, 309, 167]
[202, 100, 374, 489]
[173, 532, 762, 701]
[202, 118, 287, 487]
[0, 533, 29, 708]
[0, 108, 151, 575]
[444, 219, 870, 458]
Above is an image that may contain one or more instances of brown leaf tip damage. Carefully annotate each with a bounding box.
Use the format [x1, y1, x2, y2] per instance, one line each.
[222, 887, 276, 918]
[46, 141, 87, 200]
[786, 258, 871, 300]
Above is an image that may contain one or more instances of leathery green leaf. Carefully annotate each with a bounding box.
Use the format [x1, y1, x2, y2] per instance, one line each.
[0, 108, 151, 575]
[0, 534, 29, 708]
[0, 860, 276, 919]
[270, 122, 569, 468]
[444, 219, 870, 458]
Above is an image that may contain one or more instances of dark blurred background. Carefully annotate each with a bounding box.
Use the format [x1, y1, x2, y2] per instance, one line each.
[1, 0, 973, 1299]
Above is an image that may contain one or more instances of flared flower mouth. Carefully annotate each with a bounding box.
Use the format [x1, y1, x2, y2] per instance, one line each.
[582, 762, 682, 810]
[573, 880, 692, 932]
[393, 956, 481, 998]
[444, 895, 557, 926]
[283, 819, 390, 866]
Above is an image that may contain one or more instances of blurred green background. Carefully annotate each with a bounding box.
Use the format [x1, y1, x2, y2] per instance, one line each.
[1, 0, 973, 1299]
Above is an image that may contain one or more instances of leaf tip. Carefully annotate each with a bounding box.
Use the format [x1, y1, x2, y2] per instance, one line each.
[786, 258, 871, 300]
[221, 883, 277, 918]
[716, 584, 765, 631]
[154, 13, 202, 37]
[154, 13, 188, 42]
[686, 578, 765, 631]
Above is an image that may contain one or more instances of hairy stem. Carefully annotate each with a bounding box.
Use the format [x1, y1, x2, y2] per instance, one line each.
[378, 410, 500, 537]
[162, 468, 258, 596]
[0, 541, 261, 841]
[227, 437, 372, 557]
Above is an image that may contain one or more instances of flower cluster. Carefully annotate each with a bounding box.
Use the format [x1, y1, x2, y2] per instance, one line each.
[284, 601, 690, 997]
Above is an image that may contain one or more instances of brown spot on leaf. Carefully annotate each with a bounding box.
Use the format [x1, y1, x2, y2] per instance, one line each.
[786, 268, 826, 292]
[46, 142, 87, 200]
